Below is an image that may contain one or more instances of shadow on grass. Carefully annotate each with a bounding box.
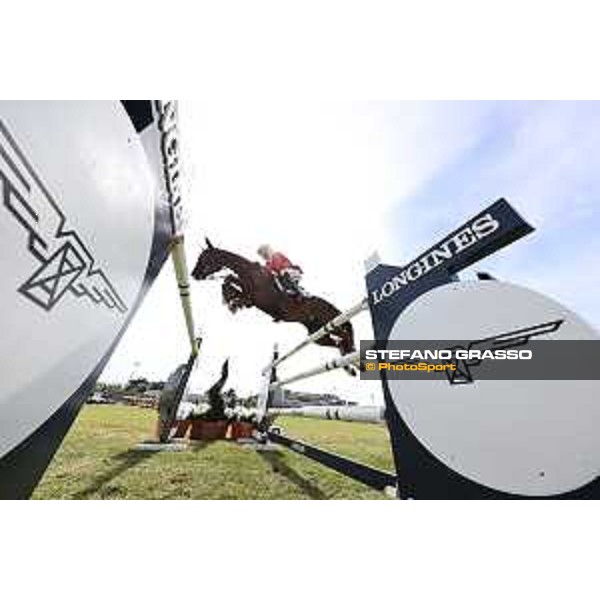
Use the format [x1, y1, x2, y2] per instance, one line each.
[257, 450, 327, 499]
[188, 440, 214, 452]
[72, 449, 156, 499]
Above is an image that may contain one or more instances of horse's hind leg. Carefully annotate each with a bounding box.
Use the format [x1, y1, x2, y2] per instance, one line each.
[336, 323, 357, 376]
[305, 317, 357, 376]
[337, 322, 355, 355]
[304, 318, 338, 349]
[315, 334, 339, 349]
[315, 327, 357, 376]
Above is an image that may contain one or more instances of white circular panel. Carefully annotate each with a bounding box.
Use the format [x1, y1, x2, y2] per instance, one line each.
[0, 102, 157, 457]
[387, 281, 600, 496]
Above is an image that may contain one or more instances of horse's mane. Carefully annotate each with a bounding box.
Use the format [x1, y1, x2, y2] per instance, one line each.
[209, 247, 270, 277]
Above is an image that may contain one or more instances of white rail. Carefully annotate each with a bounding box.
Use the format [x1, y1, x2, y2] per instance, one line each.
[269, 351, 361, 389]
[272, 405, 384, 424]
[262, 298, 368, 374]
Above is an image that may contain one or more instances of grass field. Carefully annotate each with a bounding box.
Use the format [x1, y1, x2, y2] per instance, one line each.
[33, 405, 395, 499]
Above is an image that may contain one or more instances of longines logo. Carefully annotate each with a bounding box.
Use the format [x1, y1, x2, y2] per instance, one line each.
[0, 118, 127, 314]
[371, 213, 500, 305]
[156, 100, 184, 235]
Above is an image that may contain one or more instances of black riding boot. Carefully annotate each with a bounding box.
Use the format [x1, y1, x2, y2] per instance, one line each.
[278, 273, 301, 297]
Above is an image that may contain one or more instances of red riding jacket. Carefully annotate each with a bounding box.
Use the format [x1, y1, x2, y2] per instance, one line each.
[265, 252, 301, 275]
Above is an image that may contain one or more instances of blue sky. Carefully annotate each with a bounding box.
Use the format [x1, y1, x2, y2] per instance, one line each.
[383, 101, 600, 330]
[103, 101, 600, 401]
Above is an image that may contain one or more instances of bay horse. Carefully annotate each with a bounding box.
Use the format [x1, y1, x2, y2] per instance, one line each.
[191, 239, 356, 373]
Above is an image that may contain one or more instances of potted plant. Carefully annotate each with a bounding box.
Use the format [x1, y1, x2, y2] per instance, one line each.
[229, 406, 257, 440]
[188, 404, 229, 441]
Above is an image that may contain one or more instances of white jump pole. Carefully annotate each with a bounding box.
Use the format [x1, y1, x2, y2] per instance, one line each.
[271, 405, 385, 424]
[262, 298, 368, 375]
[170, 234, 199, 356]
[270, 351, 361, 389]
[256, 344, 278, 424]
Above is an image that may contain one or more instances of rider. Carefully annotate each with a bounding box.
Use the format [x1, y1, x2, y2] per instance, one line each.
[257, 244, 303, 296]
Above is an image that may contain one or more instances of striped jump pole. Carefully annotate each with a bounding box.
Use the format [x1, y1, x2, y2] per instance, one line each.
[271, 405, 385, 424]
[170, 234, 200, 356]
[269, 351, 361, 389]
[256, 344, 282, 425]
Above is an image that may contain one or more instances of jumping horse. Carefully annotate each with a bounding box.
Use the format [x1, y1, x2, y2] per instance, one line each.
[191, 239, 356, 372]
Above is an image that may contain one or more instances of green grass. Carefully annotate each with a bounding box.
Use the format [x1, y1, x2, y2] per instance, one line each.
[33, 405, 395, 499]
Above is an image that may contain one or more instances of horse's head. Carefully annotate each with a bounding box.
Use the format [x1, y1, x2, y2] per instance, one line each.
[191, 237, 223, 280]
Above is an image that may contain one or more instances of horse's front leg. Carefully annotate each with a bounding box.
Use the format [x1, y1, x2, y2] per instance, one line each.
[222, 275, 252, 312]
